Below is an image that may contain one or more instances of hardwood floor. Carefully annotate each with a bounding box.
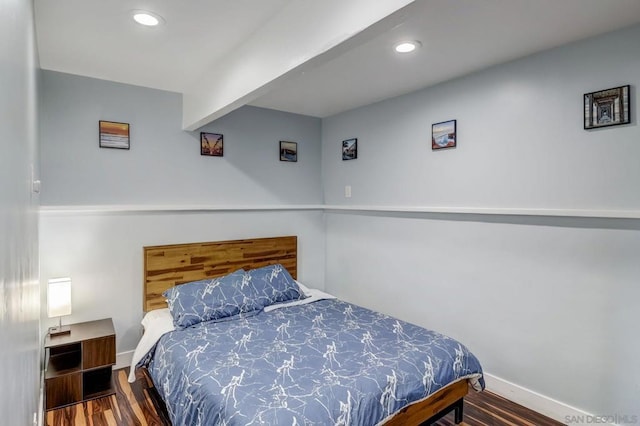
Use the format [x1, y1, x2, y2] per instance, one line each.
[46, 368, 563, 426]
[46, 368, 167, 426]
[436, 390, 563, 426]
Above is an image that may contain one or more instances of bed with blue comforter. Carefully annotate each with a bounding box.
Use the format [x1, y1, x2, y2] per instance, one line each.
[144, 295, 484, 425]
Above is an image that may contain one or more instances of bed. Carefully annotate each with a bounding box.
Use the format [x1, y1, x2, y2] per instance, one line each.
[132, 236, 484, 425]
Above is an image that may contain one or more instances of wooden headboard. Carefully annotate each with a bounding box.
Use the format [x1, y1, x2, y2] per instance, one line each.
[143, 236, 297, 312]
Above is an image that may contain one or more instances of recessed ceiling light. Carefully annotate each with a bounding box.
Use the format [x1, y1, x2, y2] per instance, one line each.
[394, 41, 422, 53]
[132, 11, 164, 27]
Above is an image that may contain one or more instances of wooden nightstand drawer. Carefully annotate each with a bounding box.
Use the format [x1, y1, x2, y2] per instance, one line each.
[45, 373, 81, 410]
[83, 336, 115, 369]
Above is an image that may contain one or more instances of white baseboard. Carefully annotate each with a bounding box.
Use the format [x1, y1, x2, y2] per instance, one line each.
[483, 372, 610, 425]
[115, 350, 134, 370]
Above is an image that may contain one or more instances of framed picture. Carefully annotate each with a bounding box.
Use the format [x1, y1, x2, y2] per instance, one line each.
[584, 85, 630, 129]
[342, 138, 357, 160]
[432, 119, 456, 150]
[200, 132, 223, 156]
[99, 121, 130, 149]
[280, 141, 298, 162]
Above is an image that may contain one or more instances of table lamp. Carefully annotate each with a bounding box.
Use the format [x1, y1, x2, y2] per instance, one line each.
[48, 277, 72, 336]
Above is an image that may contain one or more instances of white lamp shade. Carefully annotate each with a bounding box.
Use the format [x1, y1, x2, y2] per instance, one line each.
[48, 277, 72, 318]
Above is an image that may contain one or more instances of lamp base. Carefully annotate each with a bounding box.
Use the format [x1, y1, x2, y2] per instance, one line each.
[49, 325, 71, 337]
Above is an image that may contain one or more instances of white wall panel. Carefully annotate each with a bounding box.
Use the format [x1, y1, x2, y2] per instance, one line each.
[0, 0, 41, 423]
[40, 210, 325, 352]
[324, 213, 640, 415]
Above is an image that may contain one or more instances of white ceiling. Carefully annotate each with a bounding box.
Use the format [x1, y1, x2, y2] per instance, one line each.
[35, 0, 640, 126]
[34, 0, 291, 93]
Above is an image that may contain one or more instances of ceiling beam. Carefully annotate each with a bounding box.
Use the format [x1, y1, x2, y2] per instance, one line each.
[182, 0, 415, 130]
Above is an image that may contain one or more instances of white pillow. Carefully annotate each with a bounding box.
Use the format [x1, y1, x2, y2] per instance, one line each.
[264, 281, 336, 312]
[128, 308, 175, 383]
[141, 307, 172, 329]
[294, 280, 312, 297]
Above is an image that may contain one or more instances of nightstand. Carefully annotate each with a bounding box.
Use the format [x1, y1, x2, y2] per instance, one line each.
[44, 318, 116, 410]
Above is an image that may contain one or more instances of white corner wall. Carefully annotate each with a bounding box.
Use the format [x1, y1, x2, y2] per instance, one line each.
[321, 25, 640, 418]
[0, 0, 41, 424]
[39, 71, 325, 352]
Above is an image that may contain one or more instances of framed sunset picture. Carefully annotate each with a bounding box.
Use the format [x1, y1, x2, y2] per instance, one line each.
[200, 132, 223, 157]
[99, 121, 130, 149]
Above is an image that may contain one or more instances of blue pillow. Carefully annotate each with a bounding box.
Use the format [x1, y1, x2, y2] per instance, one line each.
[245, 264, 304, 308]
[163, 265, 303, 329]
[163, 269, 261, 329]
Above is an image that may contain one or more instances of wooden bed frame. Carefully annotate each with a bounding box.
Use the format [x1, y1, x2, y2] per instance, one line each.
[143, 236, 297, 312]
[142, 236, 468, 425]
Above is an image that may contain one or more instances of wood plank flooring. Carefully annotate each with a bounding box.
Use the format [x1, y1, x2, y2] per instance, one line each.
[46, 368, 563, 426]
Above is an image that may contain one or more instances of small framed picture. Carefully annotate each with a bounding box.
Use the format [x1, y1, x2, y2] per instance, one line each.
[200, 132, 223, 156]
[99, 121, 130, 149]
[432, 119, 456, 150]
[342, 138, 357, 160]
[584, 85, 630, 129]
[280, 141, 298, 162]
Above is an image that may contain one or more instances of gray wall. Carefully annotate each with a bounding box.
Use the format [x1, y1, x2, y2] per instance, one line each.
[0, 0, 41, 424]
[322, 25, 640, 416]
[39, 72, 325, 352]
[40, 71, 322, 206]
[323, 25, 640, 209]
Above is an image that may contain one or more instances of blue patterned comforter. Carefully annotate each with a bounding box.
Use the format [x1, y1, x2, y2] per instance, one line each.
[147, 299, 484, 425]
